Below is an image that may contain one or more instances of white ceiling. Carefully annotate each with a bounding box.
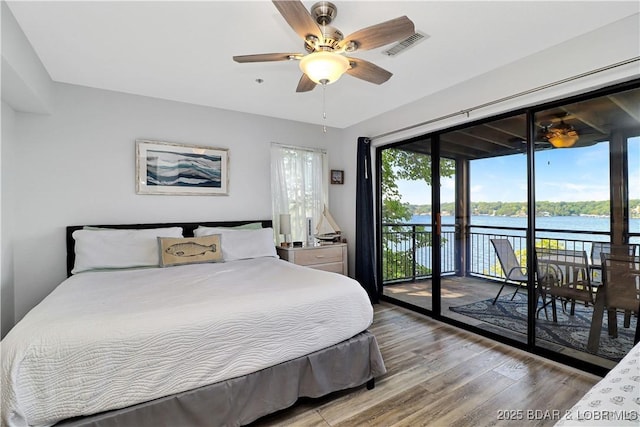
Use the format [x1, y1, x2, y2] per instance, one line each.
[7, 1, 639, 128]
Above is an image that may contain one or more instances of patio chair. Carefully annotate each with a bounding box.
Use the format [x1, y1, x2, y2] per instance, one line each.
[587, 253, 640, 352]
[535, 247, 595, 323]
[590, 242, 639, 284]
[490, 239, 529, 305]
[599, 245, 640, 330]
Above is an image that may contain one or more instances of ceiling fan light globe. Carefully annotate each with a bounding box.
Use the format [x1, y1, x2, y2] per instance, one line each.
[548, 133, 579, 148]
[546, 120, 579, 148]
[299, 51, 350, 85]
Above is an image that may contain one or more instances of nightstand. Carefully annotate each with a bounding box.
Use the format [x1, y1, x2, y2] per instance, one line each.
[276, 243, 348, 275]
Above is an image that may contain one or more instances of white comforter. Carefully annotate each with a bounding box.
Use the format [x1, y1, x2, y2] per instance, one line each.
[556, 341, 640, 426]
[1, 258, 373, 427]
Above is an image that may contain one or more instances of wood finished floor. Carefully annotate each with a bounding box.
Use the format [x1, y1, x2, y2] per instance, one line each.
[252, 302, 601, 427]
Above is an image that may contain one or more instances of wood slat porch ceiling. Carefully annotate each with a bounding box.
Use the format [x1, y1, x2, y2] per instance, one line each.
[399, 86, 640, 160]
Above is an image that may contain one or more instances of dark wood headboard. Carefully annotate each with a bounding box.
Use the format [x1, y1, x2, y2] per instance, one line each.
[66, 220, 273, 277]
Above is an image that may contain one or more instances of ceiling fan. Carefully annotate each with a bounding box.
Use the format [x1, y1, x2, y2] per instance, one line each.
[233, 1, 415, 92]
[535, 113, 580, 148]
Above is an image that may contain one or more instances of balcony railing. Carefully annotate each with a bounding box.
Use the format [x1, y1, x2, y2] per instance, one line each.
[381, 222, 631, 284]
[382, 223, 456, 283]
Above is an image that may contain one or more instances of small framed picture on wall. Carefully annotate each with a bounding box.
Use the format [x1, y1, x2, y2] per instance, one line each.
[331, 170, 344, 185]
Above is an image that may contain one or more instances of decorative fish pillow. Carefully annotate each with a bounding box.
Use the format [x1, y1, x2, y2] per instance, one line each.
[158, 235, 223, 267]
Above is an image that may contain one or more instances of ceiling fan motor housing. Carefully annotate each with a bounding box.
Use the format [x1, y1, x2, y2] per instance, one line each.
[311, 1, 337, 25]
[305, 26, 344, 53]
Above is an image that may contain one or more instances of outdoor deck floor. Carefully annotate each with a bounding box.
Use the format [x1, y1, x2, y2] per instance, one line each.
[383, 276, 501, 324]
[382, 276, 620, 369]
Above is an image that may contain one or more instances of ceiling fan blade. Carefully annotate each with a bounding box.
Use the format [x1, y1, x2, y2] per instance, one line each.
[339, 16, 415, 51]
[272, 0, 322, 41]
[296, 74, 316, 92]
[233, 53, 301, 63]
[346, 58, 392, 85]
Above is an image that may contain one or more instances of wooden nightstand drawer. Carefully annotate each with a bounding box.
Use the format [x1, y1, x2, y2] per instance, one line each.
[276, 243, 348, 276]
[293, 246, 343, 266]
[310, 262, 345, 274]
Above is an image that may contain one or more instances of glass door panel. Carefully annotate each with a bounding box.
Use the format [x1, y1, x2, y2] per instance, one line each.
[533, 137, 611, 365]
[380, 141, 434, 311]
[533, 88, 639, 368]
[439, 114, 528, 344]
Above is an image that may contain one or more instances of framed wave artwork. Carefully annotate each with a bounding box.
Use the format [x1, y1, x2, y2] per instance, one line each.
[136, 140, 229, 195]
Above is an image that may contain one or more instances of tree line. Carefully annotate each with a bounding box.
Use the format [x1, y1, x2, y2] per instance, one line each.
[411, 200, 640, 218]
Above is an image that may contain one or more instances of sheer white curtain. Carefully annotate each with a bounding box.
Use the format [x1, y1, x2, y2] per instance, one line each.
[271, 143, 328, 243]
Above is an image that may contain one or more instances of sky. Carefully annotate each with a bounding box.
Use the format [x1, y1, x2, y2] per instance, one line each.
[397, 137, 640, 205]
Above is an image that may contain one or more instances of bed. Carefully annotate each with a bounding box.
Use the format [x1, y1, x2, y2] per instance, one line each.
[555, 340, 640, 426]
[1, 220, 385, 427]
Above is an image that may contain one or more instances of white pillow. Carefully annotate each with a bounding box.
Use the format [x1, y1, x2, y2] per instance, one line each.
[72, 227, 183, 274]
[194, 227, 277, 261]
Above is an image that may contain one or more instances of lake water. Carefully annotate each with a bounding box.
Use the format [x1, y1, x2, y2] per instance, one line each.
[399, 215, 639, 274]
[411, 215, 639, 238]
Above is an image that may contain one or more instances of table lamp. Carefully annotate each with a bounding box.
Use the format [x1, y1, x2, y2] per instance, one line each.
[279, 214, 291, 247]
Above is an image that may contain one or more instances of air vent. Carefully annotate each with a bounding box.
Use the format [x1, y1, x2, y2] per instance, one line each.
[382, 32, 429, 57]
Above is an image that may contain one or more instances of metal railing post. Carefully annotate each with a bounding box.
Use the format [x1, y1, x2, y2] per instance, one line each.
[412, 224, 417, 281]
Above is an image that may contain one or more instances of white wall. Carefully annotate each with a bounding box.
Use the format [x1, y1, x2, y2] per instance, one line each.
[1, 1, 52, 114]
[8, 83, 343, 324]
[1, 0, 54, 337]
[1, 101, 17, 337]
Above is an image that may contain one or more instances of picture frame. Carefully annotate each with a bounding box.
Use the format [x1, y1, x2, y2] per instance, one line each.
[331, 169, 344, 185]
[136, 139, 229, 195]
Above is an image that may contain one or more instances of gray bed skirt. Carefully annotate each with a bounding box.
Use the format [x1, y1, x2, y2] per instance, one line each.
[55, 330, 386, 427]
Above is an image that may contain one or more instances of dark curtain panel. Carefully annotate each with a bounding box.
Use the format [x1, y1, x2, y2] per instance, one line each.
[355, 137, 378, 303]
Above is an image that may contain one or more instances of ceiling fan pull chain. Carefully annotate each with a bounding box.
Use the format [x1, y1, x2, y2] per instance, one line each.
[322, 82, 327, 133]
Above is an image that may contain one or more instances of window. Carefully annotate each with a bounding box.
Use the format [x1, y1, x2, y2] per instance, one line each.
[270, 143, 328, 243]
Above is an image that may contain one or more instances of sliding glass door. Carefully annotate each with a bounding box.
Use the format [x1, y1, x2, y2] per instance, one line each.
[377, 81, 640, 371]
